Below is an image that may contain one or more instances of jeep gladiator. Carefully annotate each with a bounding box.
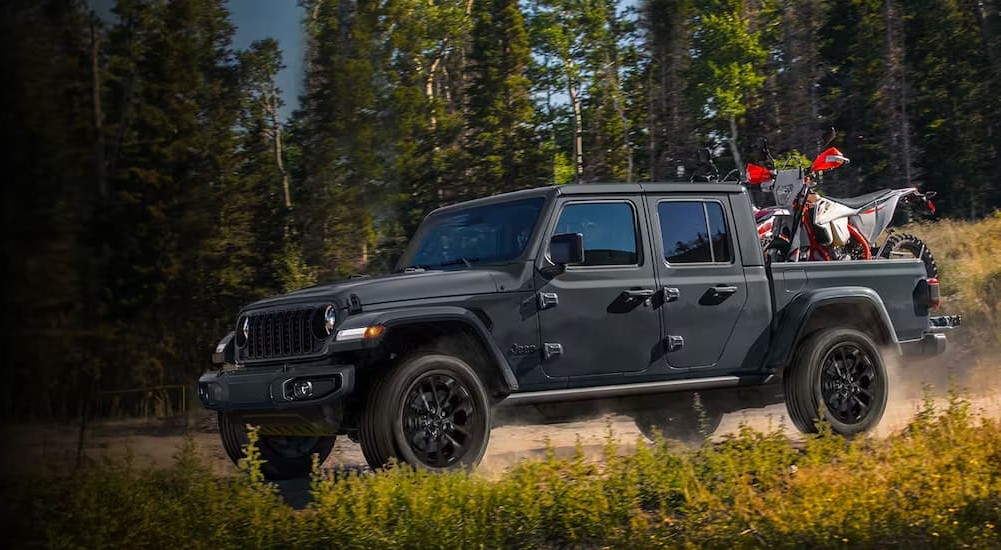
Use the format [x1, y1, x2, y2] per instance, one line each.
[198, 182, 959, 479]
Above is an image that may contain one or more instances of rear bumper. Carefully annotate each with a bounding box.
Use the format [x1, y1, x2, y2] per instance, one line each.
[900, 333, 947, 359]
[197, 362, 355, 412]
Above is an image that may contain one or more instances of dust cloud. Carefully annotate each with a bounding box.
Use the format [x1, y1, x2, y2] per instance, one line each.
[479, 346, 1001, 476]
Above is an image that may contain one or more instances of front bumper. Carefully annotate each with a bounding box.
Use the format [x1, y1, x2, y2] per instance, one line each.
[197, 362, 355, 412]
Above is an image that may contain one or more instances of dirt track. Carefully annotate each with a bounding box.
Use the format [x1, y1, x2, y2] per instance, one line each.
[3, 351, 998, 485]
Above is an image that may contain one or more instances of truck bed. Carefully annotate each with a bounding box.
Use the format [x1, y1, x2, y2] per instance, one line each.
[769, 258, 931, 343]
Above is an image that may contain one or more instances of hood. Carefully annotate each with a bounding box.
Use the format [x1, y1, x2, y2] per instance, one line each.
[241, 267, 506, 313]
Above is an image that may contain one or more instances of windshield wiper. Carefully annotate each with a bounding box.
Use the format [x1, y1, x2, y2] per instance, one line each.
[432, 257, 479, 269]
[401, 257, 479, 272]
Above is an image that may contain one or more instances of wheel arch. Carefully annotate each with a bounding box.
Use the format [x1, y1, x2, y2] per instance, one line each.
[332, 306, 518, 396]
[769, 287, 900, 374]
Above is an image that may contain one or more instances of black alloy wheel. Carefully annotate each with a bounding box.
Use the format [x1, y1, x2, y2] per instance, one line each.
[818, 342, 881, 425]
[784, 328, 889, 436]
[400, 372, 479, 468]
[360, 353, 491, 471]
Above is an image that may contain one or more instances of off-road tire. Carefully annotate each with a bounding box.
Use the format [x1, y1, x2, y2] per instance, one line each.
[359, 353, 491, 471]
[633, 392, 723, 444]
[217, 412, 335, 480]
[879, 233, 938, 279]
[783, 328, 888, 436]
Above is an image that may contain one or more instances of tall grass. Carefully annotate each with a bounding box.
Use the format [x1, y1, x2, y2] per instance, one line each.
[5, 395, 1000, 548]
[907, 212, 1001, 351]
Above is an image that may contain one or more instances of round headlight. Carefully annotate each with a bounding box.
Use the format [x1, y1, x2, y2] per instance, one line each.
[312, 305, 336, 339]
[323, 305, 336, 334]
[236, 316, 249, 348]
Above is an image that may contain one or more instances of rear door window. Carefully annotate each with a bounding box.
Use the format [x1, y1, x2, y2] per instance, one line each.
[658, 201, 732, 264]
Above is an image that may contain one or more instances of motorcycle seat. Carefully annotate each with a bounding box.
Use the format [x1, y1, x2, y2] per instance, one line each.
[824, 188, 896, 209]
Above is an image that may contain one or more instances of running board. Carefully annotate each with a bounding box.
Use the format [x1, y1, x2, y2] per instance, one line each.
[501, 375, 770, 406]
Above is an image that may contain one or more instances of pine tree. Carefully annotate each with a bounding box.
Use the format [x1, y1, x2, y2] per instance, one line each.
[641, 0, 699, 180]
[687, 0, 769, 172]
[578, 0, 636, 182]
[905, 0, 997, 217]
[382, 0, 474, 255]
[466, 0, 547, 194]
[750, 0, 828, 157]
[0, 0, 99, 417]
[293, 0, 384, 279]
[99, 0, 243, 388]
[530, 0, 590, 184]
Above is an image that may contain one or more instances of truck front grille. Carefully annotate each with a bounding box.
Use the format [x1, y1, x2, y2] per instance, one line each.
[241, 306, 324, 361]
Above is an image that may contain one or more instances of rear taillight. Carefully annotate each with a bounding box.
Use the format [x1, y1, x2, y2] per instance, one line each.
[927, 278, 940, 308]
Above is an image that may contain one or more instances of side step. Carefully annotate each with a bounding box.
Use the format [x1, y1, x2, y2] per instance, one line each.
[500, 375, 772, 406]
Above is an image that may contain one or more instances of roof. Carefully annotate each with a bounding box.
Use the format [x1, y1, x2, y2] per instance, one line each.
[557, 181, 746, 195]
[430, 181, 746, 215]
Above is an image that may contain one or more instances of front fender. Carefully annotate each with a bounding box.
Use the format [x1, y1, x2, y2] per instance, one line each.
[329, 306, 519, 392]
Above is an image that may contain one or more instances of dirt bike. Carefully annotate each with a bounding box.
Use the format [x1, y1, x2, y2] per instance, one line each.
[746, 136, 939, 279]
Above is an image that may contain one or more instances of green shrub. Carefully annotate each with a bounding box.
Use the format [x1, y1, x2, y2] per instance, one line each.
[6, 396, 1000, 548]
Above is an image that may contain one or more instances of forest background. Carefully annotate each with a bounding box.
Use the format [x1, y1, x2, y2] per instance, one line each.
[3, 0, 999, 419]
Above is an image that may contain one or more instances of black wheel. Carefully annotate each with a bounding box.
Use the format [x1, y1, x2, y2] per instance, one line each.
[359, 353, 491, 471]
[783, 328, 888, 436]
[217, 413, 336, 480]
[879, 233, 938, 279]
[633, 392, 723, 444]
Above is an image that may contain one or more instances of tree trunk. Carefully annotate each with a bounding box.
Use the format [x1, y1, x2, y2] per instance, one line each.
[565, 58, 584, 183]
[266, 87, 291, 208]
[647, 54, 657, 181]
[728, 116, 744, 175]
[971, 0, 1000, 70]
[604, 54, 632, 183]
[883, 0, 914, 184]
[89, 15, 107, 199]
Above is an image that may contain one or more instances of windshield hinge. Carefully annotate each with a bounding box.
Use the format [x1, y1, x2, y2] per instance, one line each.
[537, 292, 559, 310]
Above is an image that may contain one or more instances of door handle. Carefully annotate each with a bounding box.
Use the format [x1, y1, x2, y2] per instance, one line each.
[711, 285, 739, 295]
[621, 289, 656, 299]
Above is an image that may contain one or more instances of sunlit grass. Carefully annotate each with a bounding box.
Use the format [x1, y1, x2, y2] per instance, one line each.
[907, 211, 1001, 351]
[6, 395, 1000, 548]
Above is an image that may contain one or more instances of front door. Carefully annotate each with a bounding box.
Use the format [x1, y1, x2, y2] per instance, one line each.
[646, 196, 748, 370]
[535, 198, 663, 379]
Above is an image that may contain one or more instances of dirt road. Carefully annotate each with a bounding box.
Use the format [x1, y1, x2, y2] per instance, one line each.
[3, 353, 998, 494]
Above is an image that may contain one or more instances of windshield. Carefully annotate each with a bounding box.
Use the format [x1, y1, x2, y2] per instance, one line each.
[398, 197, 547, 270]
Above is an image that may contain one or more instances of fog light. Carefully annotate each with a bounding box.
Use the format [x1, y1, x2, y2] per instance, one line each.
[198, 382, 223, 404]
[291, 380, 314, 400]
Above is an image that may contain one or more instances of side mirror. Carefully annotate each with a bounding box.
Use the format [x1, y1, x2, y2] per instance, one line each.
[697, 148, 712, 163]
[549, 232, 584, 267]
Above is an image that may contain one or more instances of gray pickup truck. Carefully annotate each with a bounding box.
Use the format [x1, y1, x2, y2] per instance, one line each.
[199, 182, 959, 479]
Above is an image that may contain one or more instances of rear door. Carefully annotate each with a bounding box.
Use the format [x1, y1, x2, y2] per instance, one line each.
[646, 195, 748, 370]
[535, 197, 663, 379]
